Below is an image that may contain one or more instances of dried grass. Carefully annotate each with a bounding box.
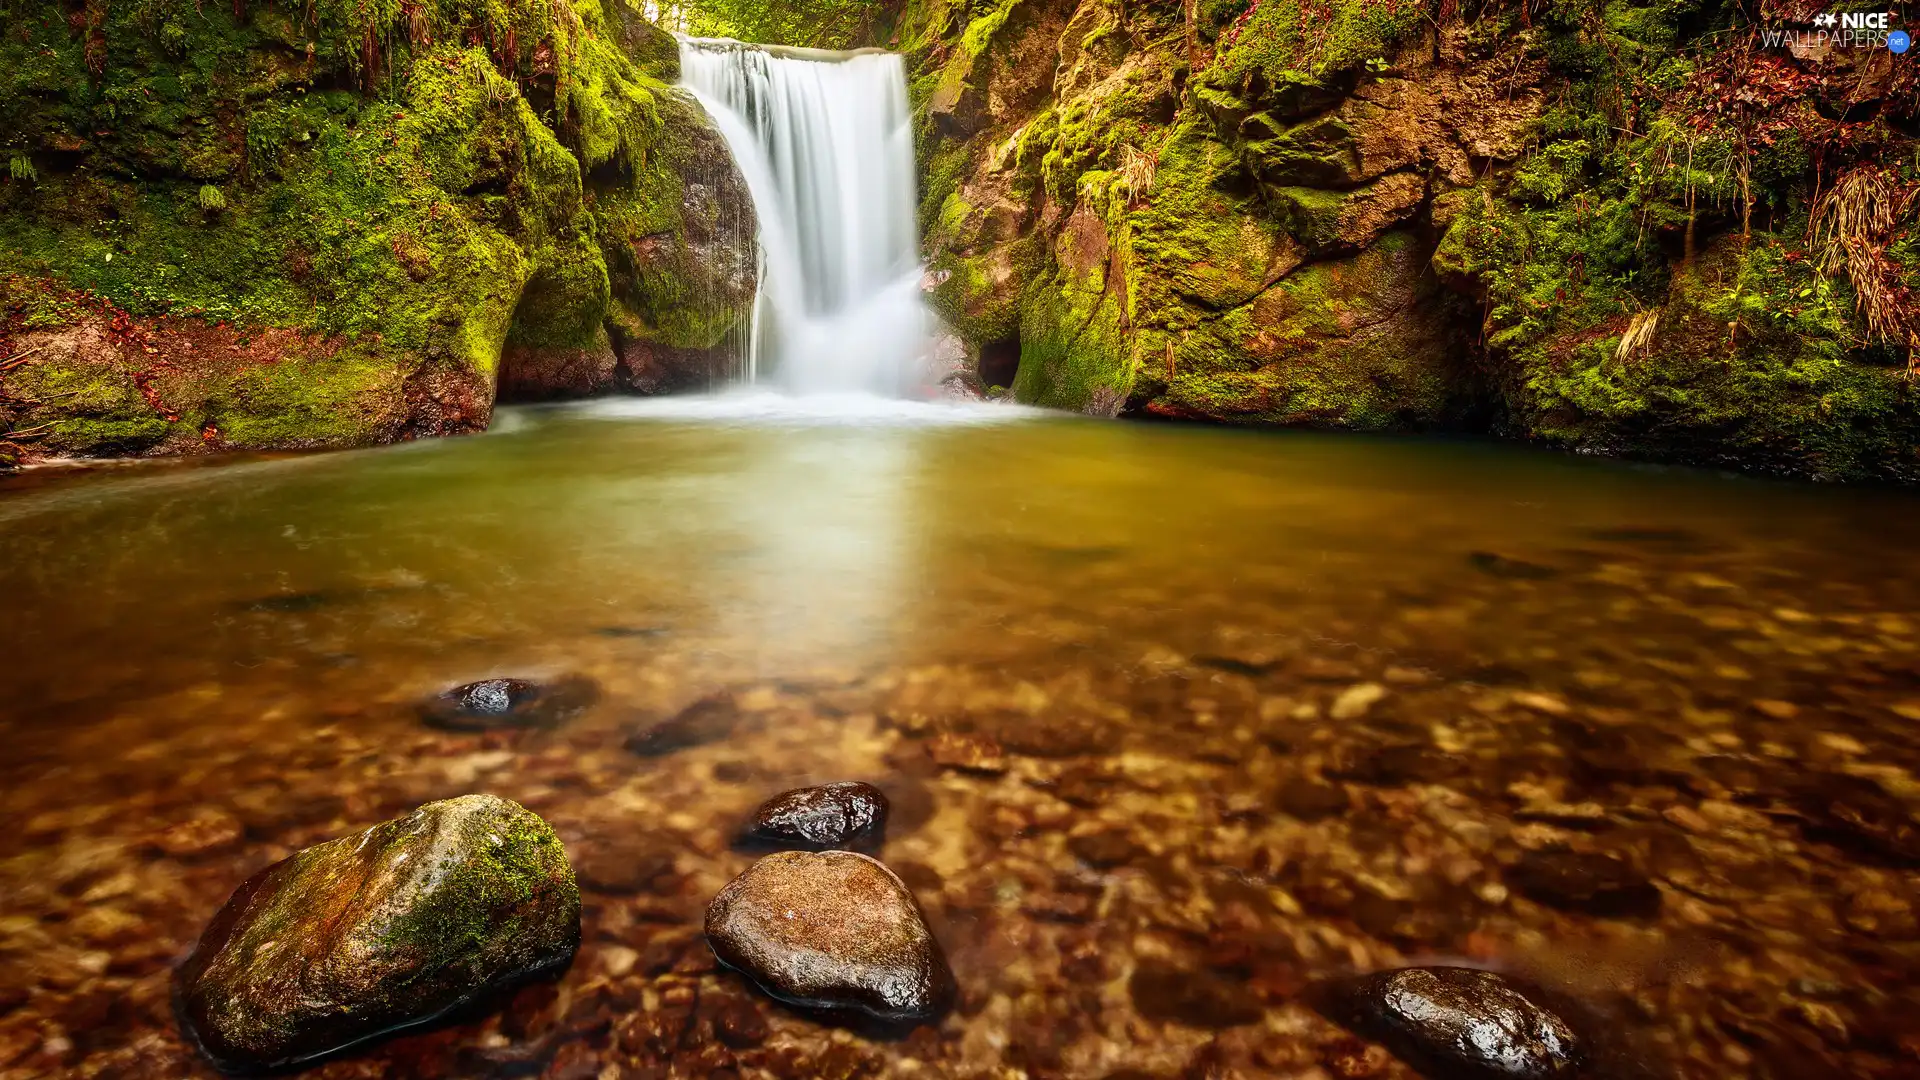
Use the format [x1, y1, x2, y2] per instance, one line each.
[1615, 308, 1661, 363]
[1809, 166, 1920, 376]
[1114, 144, 1158, 206]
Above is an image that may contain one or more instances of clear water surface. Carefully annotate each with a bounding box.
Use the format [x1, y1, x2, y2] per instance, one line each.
[1, 397, 1917, 1079]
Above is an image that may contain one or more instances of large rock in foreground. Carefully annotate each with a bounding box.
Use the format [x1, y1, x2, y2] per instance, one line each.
[1323, 966, 1585, 1079]
[175, 794, 580, 1073]
[706, 850, 952, 1022]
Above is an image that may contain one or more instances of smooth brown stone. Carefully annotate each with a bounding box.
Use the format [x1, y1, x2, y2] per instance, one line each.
[705, 850, 952, 1022]
[174, 794, 580, 1074]
[746, 782, 889, 850]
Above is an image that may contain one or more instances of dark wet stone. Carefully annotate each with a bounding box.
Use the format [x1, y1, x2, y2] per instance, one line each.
[592, 625, 670, 638]
[705, 850, 953, 1022]
[1277, 778, 1350, 820]
[1462, 662, 1533, 687]
[1580, 525, 1706, 548]
[1068, 828, 1138, 868]
[237, 583, 422, 614]
[1128, 960, 1265, 1029]
[1552, 717, 1688, 788]
[626, 692, 743, 756]
[242, 590, 337, 613]
[1507, 849, 1661, 918]
[174, 794, 581, 1074]
[1329, 743, 1464, 786]
[420, 675, 599, 732]
[1468, 552, 1560, 580]
[1791, 774, 1920, 865]
[745, 782, 888, 851]
[1327, 966, 1584, 1080]
[1193, 654, 1278, 677]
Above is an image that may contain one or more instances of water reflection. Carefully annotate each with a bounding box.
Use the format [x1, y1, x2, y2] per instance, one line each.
[0, 408, 1917, 1079]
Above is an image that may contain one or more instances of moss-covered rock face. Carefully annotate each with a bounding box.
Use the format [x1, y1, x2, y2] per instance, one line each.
[898, 0, 1920, 479]
[0, 0, 755, 463]
[174, 793, 580, 1074]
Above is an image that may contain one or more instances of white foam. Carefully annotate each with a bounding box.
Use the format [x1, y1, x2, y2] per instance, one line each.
[558, 390, 1038, 427]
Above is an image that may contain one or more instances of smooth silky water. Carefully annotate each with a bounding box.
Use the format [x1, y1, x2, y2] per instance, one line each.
[679, 40, 929, 394]
[3, 400, 1920, 1078]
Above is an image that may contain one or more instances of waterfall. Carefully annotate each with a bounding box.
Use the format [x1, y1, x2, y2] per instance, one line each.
[679, 38, 929, 397]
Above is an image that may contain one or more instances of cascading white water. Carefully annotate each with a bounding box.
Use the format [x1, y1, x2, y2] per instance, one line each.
[679, 38, 929, 397]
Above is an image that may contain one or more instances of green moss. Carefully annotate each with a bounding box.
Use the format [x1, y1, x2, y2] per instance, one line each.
[1510, 235, 1919, 481]
[378, 796, 576, 964]
[1127, 122, 1291, 312]
[1, 0, 747, 456]
[1208, 0, 1424, 93]
[929, 236, 1045, 344]
[207, 350, 408, 448]
[1137, 232, 1469, 426]
[589, 92, 755, 352]
[1012, 262, 1136, 413]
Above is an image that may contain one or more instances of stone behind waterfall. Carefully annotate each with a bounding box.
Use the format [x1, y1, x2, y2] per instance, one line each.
[706, 850, 953, 1022]
[174, 794, 580, 1074]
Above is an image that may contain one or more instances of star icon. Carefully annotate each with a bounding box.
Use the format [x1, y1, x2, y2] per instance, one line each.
[1813, 11, 1838, 26]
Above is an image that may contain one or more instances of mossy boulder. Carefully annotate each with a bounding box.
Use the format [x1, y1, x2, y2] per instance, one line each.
[0, 0, 755, 460]
[174, 794, 580, 1074]
[1496, 233, 1920, 482]
[899, 0, 1919, 480]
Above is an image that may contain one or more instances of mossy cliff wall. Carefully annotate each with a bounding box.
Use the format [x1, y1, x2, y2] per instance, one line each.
[899, 0, 1920, 481]
[0, 0, 754, 466]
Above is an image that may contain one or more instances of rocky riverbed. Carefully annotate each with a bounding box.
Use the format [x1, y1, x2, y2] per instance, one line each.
[0, 410, 1917, 1078]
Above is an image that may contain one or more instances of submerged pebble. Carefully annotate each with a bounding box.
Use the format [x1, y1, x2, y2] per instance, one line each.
[1468, 552, 1561, 580]
[1507, 849, 1661, 918]
[926, 731, 1007, 774]
[1277, 778, 1351, 820]
[1128, 960, 1266, 1029]
[705, 850, 952, 1022]
[174, 794, 580, 1073]
[626, 691, 744, 755]
[746, 781, 889, 850]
